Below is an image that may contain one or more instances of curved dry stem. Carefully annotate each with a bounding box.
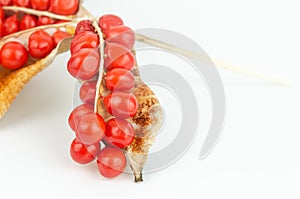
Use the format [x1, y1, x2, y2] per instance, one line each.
[135, 33, 291, 86]
[92, 18, 106, 113]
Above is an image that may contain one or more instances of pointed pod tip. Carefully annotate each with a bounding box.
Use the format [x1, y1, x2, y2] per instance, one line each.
[134, 172, 143, 183]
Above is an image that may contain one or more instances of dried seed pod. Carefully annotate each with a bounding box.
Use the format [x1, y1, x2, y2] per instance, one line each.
[0, 1, 96, 119]
[0, 3, 89, 119]
[91, 18, 163, 182]
[127, 79, 163, 182]
[95, 66, 163, 182]
[0, 23, 73, 119]
[0, 4, 165, 182]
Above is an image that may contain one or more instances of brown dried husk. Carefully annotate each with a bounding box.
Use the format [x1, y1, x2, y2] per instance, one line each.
[127, 78, 163, 182]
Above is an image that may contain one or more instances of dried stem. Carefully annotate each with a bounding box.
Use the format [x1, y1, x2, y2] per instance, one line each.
[92, 18, 105, 113]
[135, 33, 291, 86]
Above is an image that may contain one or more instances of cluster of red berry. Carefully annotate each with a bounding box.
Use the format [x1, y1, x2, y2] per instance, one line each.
[0, 28, 71, 69]
[67, 15, 138, 179]
[0, 0, 77, 70]
[0, 0, 78, 14]
[0, 0, 79, 37]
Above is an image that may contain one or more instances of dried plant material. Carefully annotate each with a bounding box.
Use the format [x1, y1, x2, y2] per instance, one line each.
[0, 3, 93, 120]
[95, 75, 163, 182]
[0, 3, 87, 119]
[0, 24, 73, 119]
[92, 18, 164, 180]
[135, 33, 291, 86]
[127, 80, 163, 182]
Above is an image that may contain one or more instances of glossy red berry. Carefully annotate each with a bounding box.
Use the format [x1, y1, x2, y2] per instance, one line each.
[105, 68, 135, 91]
[0, 19, 3, 38]
[52, 29, 71, 46]
[20, 15, 37, 31]
[54, 20, 69, 24]
[31, 0, 49, 10]
[104, 92, 138, 119]
[79, 80, 97, 104]
[76, 112, 106, 145]
[70, 31, 99, 55]
[105, 26, 135, 49]
[14, 0, 31, 7]
[70, 138, 100, 164]
[0, 6, 5, 20]
[98, 14, 123, 34]
[0, 41, 28, 70]
[97, 147, 126, 178]
[49, 0, 79, 15]
[105, 118, 134, 148]
[67, 48, 100, 81]
[104, 43, 135, 71]
[2, 15, 19, 36]
[68, 104, 94, 132]
[28, 30, 54, 59]
[75, 20, 94, 34]
[37, 16, 56, 26]
[0, 0, 13, 6]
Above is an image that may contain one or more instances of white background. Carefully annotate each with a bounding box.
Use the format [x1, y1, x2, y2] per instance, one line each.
[1, 0, 300, 198]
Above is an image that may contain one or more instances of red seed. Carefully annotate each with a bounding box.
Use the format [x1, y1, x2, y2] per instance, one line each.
[28, 30, 55, 59]
[79, 80, 97, 105]
[97, 147, 126, 178]
[20, 15, 38, 31]
[104, 26, 135, 49]
[54, 20, 69, 24]
[75, 20, 95, 34]
[104, 43, 135, 71]
[105, 118, 134, 148]
[76, 112, 106, 145]
[0, 6, 5, 20]
[70, 31, 100, 55]
[0, 0, 13, 6]
[0, 41, 28, 70]
[31, 0, 49, 11]
[49, 0, 79, 15]
[105, 68, 135, 91]
[103, 91, 138, 119]
[37, 16, 56, 26]
[67, 48, 100, 81]
[68, 104, 94, 132]
[0, 19, 3, 38]
[52, 29, 71, 46]
[98, 14, 123, 34]
[70, 138, 100, 164]
[2, 15, 19, 36]
[14, 0, 31, 7]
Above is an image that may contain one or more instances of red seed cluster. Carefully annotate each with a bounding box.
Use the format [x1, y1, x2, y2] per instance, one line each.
[0, 0, 79, 37]
[67, 15, 138, 179]
[0, 0, 79, 14]
[0, 28, 71, 69]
